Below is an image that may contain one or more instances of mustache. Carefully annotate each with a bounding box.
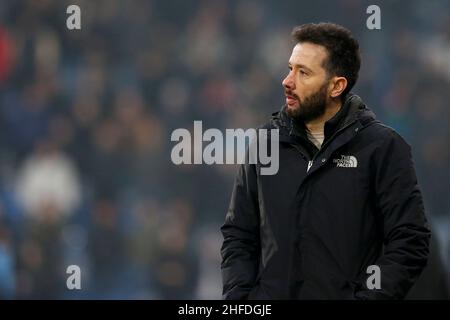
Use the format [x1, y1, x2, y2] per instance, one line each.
[285, 90, 299, 100]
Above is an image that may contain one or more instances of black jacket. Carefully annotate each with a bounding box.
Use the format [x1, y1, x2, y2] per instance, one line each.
[221, 93, 431, 300]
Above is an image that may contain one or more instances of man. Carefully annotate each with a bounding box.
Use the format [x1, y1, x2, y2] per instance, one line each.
[220, 22, 430, 300]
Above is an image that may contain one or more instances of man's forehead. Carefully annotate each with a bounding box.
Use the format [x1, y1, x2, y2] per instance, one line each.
[289, 42, 328, 68]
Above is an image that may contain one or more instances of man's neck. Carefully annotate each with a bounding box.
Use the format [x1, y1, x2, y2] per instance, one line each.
[305, 98, 343, 134]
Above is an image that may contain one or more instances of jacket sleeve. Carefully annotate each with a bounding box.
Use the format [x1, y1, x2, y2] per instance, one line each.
[355, 129, 431, 299]
[220, 161, 261, 300]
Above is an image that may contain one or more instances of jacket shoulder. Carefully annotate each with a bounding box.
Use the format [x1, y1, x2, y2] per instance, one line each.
[367, 122, 412, 150]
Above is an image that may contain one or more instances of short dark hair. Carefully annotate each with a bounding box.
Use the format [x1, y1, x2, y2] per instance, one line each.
[291, 22, 361, 97]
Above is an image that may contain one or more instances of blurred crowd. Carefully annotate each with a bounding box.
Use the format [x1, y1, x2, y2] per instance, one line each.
[0, 0, 448, 299]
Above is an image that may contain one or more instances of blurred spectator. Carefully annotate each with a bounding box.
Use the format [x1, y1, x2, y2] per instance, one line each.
[151, 199, 199, 299]
[0, 26, 15, 85]
[88, 197, 125, 297]
[15, 141, 81, 219]
[16, 205, 66, 299]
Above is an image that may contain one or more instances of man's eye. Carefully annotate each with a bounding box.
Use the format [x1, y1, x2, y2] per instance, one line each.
[300, 70, 307, 75]
[288, 66, 292, 71]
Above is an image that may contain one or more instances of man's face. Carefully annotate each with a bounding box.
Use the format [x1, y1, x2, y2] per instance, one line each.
[282, 42, 331, 122]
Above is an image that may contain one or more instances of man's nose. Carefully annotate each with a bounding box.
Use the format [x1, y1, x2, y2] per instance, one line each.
[282, 72, 294, 90]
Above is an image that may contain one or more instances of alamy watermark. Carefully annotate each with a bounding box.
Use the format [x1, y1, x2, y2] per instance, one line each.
[66, 5, 81, 30]
[366, 5, 381, 30]
[66, 265, 81, 290]
[170, 121, 280, 175]
[366, 265, 381, 290]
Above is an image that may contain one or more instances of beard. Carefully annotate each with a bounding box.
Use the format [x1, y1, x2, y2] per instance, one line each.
[286, 81, 329, 122]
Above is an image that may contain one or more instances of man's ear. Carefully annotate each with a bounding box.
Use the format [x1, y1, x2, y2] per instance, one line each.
[329, 76, 348, 98]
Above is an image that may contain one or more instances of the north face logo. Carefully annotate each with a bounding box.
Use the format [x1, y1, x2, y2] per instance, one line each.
[333, 155, 358, 168]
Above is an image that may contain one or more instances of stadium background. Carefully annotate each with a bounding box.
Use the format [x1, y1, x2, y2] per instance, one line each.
[0, 0, 449, 299]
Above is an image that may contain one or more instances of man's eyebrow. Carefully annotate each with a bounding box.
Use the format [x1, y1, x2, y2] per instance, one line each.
[288, 62, 313, 72]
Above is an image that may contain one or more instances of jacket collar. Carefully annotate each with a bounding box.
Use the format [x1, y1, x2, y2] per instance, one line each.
[272, 92, 376, 140]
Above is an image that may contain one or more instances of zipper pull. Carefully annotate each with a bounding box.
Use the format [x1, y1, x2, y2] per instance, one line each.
[307, 160, 313, 172]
